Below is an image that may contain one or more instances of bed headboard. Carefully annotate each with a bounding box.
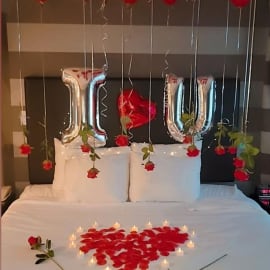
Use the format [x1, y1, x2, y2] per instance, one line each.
[24, 77, 239, 184]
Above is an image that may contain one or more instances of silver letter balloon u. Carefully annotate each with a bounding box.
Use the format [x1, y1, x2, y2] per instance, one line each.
[164, 74, 216, 141]
[61, 67, 107, 146]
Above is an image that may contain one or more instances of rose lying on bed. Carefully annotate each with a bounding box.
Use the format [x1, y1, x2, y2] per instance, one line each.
[28, 236, 63, 270]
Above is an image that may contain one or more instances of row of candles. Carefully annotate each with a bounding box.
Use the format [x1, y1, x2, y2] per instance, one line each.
[68, 220, 196, 269]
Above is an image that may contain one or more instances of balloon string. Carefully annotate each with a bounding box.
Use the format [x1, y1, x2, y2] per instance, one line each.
[232, 6, 242, 128]
[82, 0, 87, 72]
[220, 0, 230, 124]
[244, 0, 257, 134]
[241, 1, 252, 133]
[40, 4, 48, 160]
[148, 0, 154, 143]
[128, 7, 134, 89]
[193, 0, 200, 115]
[189, 0, 196, 113]
[100, 0, 109, 70]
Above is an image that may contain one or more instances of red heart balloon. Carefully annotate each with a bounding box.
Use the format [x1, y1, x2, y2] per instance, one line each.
[231, 0, 250, 8]
[118, 89, 157, 129]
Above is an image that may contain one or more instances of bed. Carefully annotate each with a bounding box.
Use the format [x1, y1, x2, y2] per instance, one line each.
[2, 76, 270, 270]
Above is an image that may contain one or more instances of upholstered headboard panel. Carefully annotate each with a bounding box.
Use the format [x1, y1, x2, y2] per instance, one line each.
[24, 77, 239, 184]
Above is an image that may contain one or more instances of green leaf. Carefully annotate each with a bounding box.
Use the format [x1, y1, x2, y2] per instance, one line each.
[148, 144, 154, 152]
[47, 250, 54, 257]
[141, 147, 148, 153]
[35, 258, 47, 264]
[46, 239, 51, 250]
[143, 153, 149, 160]
[95, 153, 101, 160]
[90, 154, 96, 162]
[36, 254, 48, 259]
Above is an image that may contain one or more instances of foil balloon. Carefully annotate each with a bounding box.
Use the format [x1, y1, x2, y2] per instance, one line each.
[194, 76, 216, 136]
[230, 0, 250, 8]
[61, 68, 107, 146]
[164, 74, 185, 142]
[118, 89, 157, 129]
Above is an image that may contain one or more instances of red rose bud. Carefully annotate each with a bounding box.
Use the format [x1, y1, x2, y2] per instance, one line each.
[227, 146, 237, 155]
[115, 134, 129, 147]
[233, 157, 245, 168]
[182, 135, 192, 144]
[187, 145, 200, 157]
[234, 168, 249, 181]
[42, 160, 53, 171]
[20, 143, 32, 155]
[144, 161, 155, 171]
[87, 167, 99, 179]
[214, 145, 226, 155]
[81, 143, 91, 153]
[28, 236, 42, 248]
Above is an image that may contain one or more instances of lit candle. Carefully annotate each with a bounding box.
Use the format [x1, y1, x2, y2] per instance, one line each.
[180, 225, 188, 233]
[76, 226, 83, 234]
[162, 220, 170, 227]
[77, 250, 84, 258]
[187, 240, 195, 249]
[69, 233, 76, 241]
[130, 225, 138, 232]
[68, 240, 76, 249]
[113, 222, 121, 230]
[88, 256, 96, 266]
[92, 221, 98, 228]
[160, 258, 170, 269]
[146, 221, 153, 229]
[176, 247, 184, 256]
[104, 267, 111, 270]
[190, 229, 196, 238]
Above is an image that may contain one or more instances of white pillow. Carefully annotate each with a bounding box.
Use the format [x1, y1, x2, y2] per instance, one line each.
[64, 152, 129, 203]
[129, 141, 202, 202]
[53, 138, 130, 191]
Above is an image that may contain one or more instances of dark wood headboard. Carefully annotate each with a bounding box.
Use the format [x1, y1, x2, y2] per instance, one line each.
[24, 77, 239, 184]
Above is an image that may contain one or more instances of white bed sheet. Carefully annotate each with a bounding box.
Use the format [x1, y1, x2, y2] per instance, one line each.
[2, 184, 270, 270]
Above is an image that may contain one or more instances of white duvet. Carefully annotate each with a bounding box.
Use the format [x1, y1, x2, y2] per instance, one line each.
[2, 184, 270, 270]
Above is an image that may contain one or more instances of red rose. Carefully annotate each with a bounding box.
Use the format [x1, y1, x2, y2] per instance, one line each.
[234, 169, 249, 181]
[214, 145, 226, 155]
[87, 167, 99, 179]
[182, 135, 192, 144]
[20, 143, 32, 155]
[28, 236, 42, 248]
[227, 146, 237, 155]
[81, 143, 91, 153]
[233, 157, 245, 168]
[187, 145, 200, 157]
[144, 161, 155, 171]
[115, 134, 129, 147]
[124, 0, 137, 4]
[163, 0, 177, 5]
[42, 160, 53, 171]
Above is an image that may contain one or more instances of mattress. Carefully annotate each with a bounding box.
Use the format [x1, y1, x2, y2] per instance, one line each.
[2, 184, 270, 270]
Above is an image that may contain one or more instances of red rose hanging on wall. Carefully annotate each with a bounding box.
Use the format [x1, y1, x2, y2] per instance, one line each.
[163, 0, 177, 5]
[231, 0, 250, 8]
[36, 0, 47, 5]
[123, 0, 137, 5]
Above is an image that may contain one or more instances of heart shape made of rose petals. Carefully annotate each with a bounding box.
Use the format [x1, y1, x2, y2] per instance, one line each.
[118, 89, 157, 129]
[79, 226, 189, 270]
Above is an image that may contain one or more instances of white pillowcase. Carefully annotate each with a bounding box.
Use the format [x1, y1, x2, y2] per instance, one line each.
[53, 138, 130, 192]
[64, 152, 129, 203]
[129, 141, 202, 202]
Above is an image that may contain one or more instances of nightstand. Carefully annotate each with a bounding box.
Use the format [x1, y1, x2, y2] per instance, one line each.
[1, 186, 15, 215]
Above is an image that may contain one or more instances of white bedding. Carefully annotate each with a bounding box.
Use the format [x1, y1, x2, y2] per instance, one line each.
[2, 184, 270, 270]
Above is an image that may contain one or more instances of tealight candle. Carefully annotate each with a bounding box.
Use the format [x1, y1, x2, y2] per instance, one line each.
[88, 256, 96, 266]
[68, 240, 76, 249]
[190, 229, 196, 238]
[104, 267, 111, 270]
[187, 240, 195, 249]
[146, 221, 153, 229]
[77, 250, 84, 258]
[180, 225, 188, 233]
[113, 222, 121, 229]
[160, 258, 170, 269]
[130, 225, 138, 232]
[92, 221, 98, 228]
[76, 226, 83, 234]
[176, 247, 184, 256]
[162, 220, 170, 227]
[69, 233, 76, 241]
